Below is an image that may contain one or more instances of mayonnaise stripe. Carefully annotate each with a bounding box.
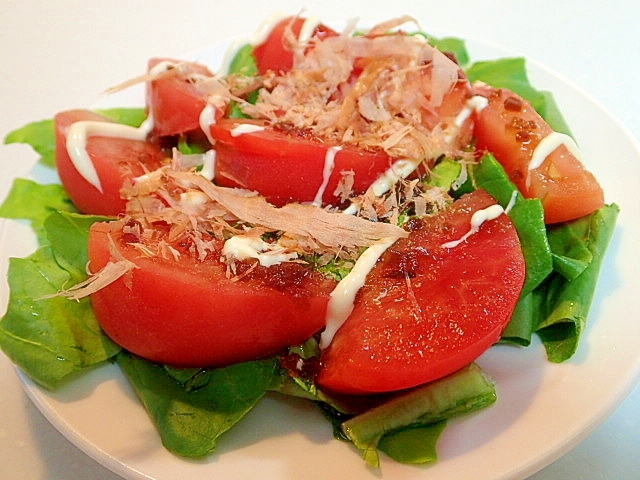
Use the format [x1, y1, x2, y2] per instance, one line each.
[320, 237, 397, 349]
[312, 146, 341, 207]
[66, 117, 154, 193]
[527, 132, 583, 188]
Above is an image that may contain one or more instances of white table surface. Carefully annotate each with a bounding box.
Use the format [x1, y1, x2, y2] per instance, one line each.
[1, 1, 638, 479]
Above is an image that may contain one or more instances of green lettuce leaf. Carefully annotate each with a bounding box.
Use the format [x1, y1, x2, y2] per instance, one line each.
[0, 178, 75, 244]
[227, 43, 259, 77]
[117, 352, 278, 457]
[226, 43, 260, 119]
[95, 107, 146, 127]
[547, 221, 594, 281]
[500, 290, 538, 346]
[426, 35, 470, 66]
[535, 204, 619, 362]
[0, 210, 118, 389]
[341, 363, 496, 467]
[0, 250, 119, 390]
[4, 118, 55, 167]
[377, 421, 447, 465]
[470, 154, 553, 297]
[44, 211, 112, 280]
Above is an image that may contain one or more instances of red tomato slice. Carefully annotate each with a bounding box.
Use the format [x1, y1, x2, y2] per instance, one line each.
[54, 109, 166, 216]
[88, 220, 337, 367]
[316, 189, 525, 394]
[146, 58, 220, 137]
[473, 87, 604, 224]
[252, 16, 337, 74]
[210, 119, 393, 207]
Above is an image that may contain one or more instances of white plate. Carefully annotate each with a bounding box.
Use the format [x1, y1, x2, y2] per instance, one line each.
[4, 34, 640, 480]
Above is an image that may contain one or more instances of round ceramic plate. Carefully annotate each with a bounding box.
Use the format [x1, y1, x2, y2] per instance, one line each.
[5, 32, 640, 480]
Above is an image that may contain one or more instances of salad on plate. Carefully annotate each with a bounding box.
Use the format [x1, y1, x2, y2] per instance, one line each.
[0, 13, 618, 468]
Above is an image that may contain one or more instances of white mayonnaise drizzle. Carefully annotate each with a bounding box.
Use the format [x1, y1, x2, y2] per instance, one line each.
[178, 190, 210, 210]
[198, 93, 229, 142]
[222, 235, 298, 267]
[319, 236, 397, 349]
[370, 158, 421, 197]
[343, 158, 421, 215]
[200, 149, 216, 181]
[441, 190, 518, 249]
[199, 103, 219, 144]
[229, 123, 266, 137]
[297, 16, 322, 43]
[65, 116, 154, 193]
[443, 95, 489, 144]
[526, 131, 583, 188]
[455, 95, 489, 128]
[312, 146, 341, 207]
[65, 59, 191, 192]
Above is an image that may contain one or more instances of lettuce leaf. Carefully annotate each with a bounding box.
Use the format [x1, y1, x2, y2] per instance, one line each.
[469, 154, 553, 297]
[535, 204, 619, 362]
[4, 118, 56, 167]
[466, 154, 618, 354]
[426, 34, 470, 66]
[117, 352, 278, 457]
[0, 211, 120, 390]
[226, 43, 260, 119]
[95, 107, 146, 127]
[0, 178, 75, 245]
[341, 363, 496, 467]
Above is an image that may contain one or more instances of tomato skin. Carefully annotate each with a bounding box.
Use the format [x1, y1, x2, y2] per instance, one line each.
[316, 190, 525, 395]
[146, 58, 219, 137]
[54, 109, 165, 216]
[252, 17, 337, 74]
[473, 87, 604, 224]
[210, 119, 392, 207]
[87, 221, 336, 367]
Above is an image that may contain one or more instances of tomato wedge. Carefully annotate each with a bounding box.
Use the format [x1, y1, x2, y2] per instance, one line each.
[88, 220, 337, 367]
[473, 86, 604, 224]
[146, 58, 219, 137]
[316, 189, 525, 394]
[210, 119, 393, 207]
[54, 109, 165, 216]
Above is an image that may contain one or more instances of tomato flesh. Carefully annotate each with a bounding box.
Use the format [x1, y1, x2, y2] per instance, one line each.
[316, 190, 525, 394]
[146, 58, 218, 137]
[210, 119, 393, 207]
[54, 109, 165, 216]
[88, 221, 337, 367]
[252, 16, 337, 75]
[473, 87, 604, 224]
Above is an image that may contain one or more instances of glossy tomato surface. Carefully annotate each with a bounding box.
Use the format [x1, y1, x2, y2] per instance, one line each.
[473, 87, 604, 224]
[210, 119, 392, 206]
[88, 220, 337, 367]
[316, 189, 526, 394]
[146, 58, 217, 137]
[54, 109, 165, 216]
